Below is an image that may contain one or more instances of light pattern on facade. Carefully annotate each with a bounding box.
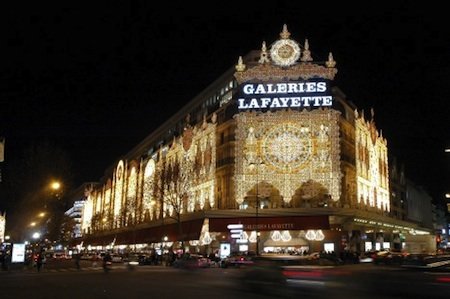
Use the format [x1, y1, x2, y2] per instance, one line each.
[81, 118, 216, 234]
[234, 109, 341, 206]
[158, 119, 217, 215]
[126, 165, 137, 223]
[143, 159, 156, 220]
[355, 109, 390, 211]
[95, 193, 102, 213]
[81, 194, 93, 234]
[0, 212, 5, 242]
[113, 160, 124, 221]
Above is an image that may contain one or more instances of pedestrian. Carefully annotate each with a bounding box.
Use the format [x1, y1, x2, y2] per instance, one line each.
[36, 251, 44, 272]
[0, 250, 6, 271]
[75, 253, 81, 270]
[102, 252, 112, 273]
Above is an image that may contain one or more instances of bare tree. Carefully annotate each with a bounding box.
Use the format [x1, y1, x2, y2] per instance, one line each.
[156, 155, 192, 253]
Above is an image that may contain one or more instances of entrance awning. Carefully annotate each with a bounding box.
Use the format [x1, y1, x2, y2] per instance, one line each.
[134, 218, 204, 243]
[209, 215, 330, 232]
[264, 237, 309, 247]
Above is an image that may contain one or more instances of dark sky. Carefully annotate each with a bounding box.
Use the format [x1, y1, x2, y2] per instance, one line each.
[1, 2, 449, 212]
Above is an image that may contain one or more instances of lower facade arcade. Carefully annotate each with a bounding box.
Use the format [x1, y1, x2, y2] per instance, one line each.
[76, 209, 435, 260]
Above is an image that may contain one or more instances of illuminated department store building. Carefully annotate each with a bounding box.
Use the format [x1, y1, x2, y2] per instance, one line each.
[79, 25, 434, 255]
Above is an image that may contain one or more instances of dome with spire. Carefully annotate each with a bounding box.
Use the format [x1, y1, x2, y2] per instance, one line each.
[234, 24, 337, 84]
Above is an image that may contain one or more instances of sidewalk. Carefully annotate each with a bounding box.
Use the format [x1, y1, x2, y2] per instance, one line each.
[0, 262, 172, 274]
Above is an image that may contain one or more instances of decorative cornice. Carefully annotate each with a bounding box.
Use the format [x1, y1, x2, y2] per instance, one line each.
[234, 62, 338, 84]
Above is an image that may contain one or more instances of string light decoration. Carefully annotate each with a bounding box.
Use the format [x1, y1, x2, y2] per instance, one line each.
[271, 230, 282, 242]
[354, 109, 390, 211]
[281, 230, 292, 242]
[305, 230, 317, 241]
[248, 231, 258, 243]
[235, 109, 341, 205]
[305, 229, 325, 241]
[201, 231, 212, 245]
[113, 160, 124, 226]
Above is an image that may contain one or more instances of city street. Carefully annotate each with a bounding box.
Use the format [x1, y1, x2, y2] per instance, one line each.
[2, 262, 450, 299]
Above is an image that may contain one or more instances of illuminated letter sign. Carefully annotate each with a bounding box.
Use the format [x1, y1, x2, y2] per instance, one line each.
[237, 80, 333, 110]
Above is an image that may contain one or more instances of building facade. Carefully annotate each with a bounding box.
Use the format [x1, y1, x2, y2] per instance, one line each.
[79, 25, 435, 255]
[0, 212, 5, 243]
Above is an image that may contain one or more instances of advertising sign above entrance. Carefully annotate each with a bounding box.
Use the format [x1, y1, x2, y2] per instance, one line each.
[237, 79, 333, 110]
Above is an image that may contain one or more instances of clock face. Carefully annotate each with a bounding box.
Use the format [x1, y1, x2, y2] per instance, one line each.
[270, 39, 301, 67]
[262, 124, 312, 171]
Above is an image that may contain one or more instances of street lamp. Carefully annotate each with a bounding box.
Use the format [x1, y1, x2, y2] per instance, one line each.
[51, 181, 61, 191]
[248, 160, 265, 256]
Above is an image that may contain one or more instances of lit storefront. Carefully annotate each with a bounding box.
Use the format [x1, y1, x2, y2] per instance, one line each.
[79, 25, 434, 256]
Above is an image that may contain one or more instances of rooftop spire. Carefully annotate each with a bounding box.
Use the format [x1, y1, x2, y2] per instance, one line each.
[280, 24, 291, 39]
[326, 52, 336, 68]
[259, 41, 270, 64]
[235, 56, 246, 72]
[301, 39, 313, 62]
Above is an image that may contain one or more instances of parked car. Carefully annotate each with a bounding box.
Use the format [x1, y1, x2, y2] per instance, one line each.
[138, 254, 154, 265]
[110, 254, 123, 263]
[53, 252, 70, 259]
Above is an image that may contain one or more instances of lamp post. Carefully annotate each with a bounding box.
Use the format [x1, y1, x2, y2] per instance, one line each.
[248, 159, 265, 256]
[45, 180, 63, 243]
[256, 170, 260, 256]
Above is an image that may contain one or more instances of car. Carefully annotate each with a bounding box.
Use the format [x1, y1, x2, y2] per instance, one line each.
[53, 252, 69, 259]
[137, 254, 154, 265]
[110, 254, 123, 263]
[173, 254, 212, 269]
[123, 253, 140, 267]
[373, 250, 407, 265]
[222, 254, 254, 268]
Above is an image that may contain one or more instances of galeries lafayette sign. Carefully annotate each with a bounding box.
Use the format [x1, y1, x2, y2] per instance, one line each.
[237, 80, 333, 110]
[209, 216, 330, 232]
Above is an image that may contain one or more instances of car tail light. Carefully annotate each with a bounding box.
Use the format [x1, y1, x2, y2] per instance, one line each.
[436, 276, 450, 283]
[282, 269, 323, 279]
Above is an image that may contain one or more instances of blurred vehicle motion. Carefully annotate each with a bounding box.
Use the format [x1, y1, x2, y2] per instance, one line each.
[238, 255, 349, 296]
[402, 254, 450, 270]
[173, 254, 212, 269]
[222, 254, 254, 268]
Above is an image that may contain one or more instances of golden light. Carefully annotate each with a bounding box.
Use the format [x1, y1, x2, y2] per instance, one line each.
[51, 181, 61, 191]
[38, 212, 45, 217]
[30, 222, 36, 227]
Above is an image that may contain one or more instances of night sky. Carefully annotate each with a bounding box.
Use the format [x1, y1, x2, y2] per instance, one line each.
[1, 2, 449, 213]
